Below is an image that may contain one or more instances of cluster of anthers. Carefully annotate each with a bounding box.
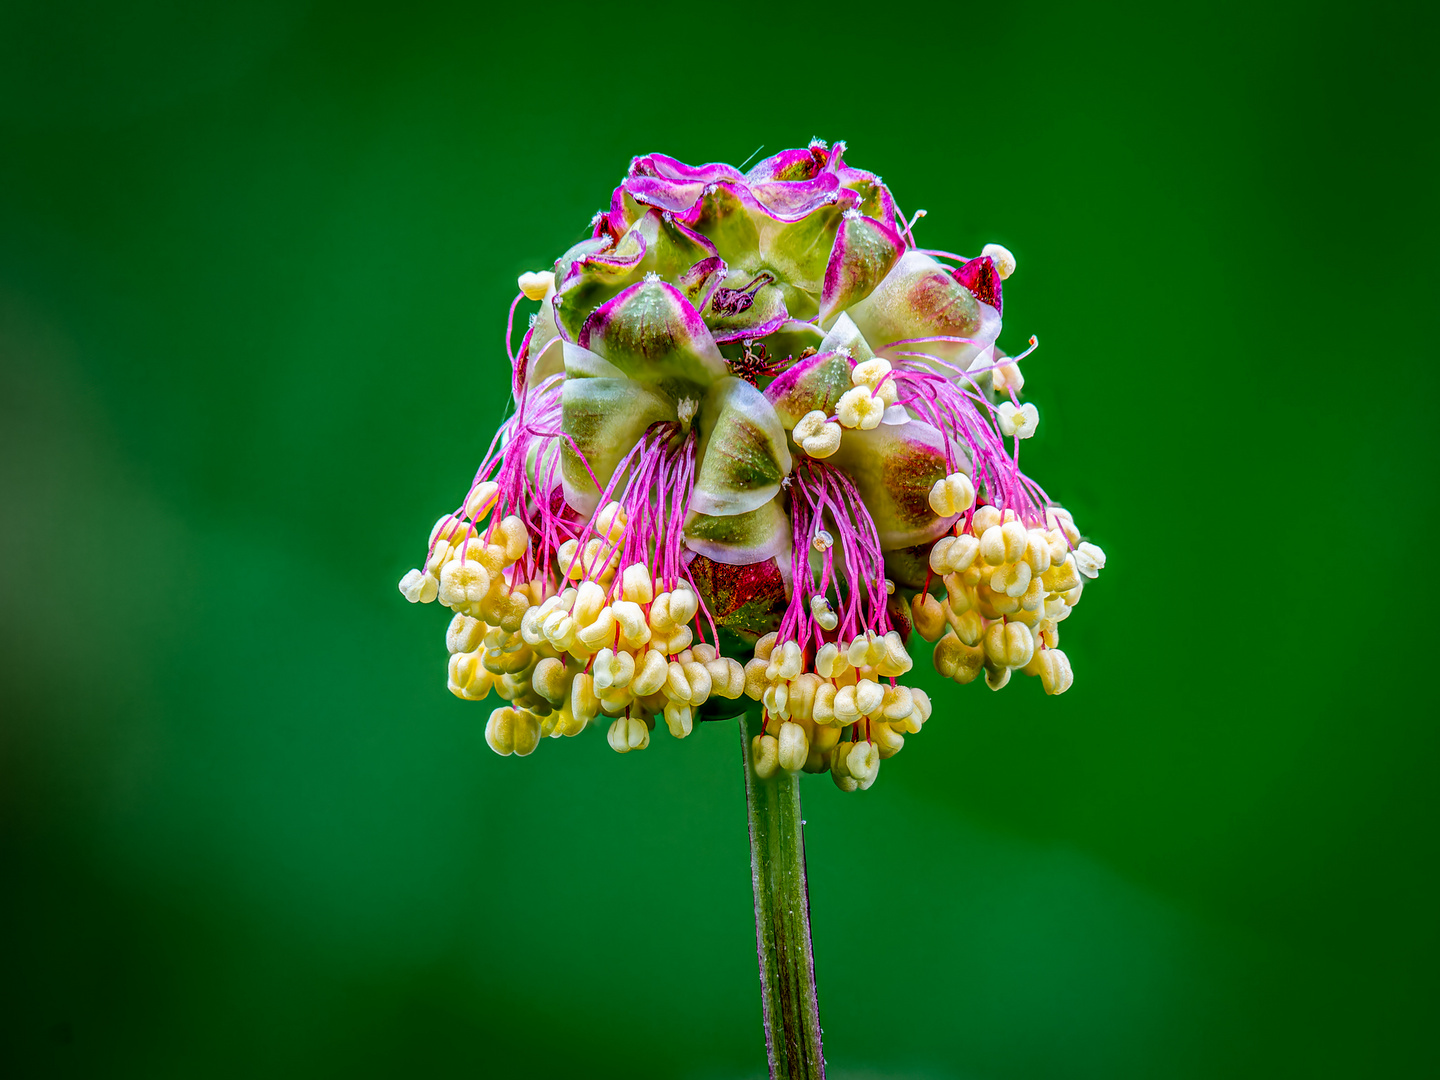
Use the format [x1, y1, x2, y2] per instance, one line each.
[399, 408, 746, 759]
[399, 141, 1105, 790]
[735, 451, 930, 790]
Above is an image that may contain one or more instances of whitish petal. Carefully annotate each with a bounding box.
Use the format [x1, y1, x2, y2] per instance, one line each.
[683, 495, 792, 566]
[692, 376, 793, 516]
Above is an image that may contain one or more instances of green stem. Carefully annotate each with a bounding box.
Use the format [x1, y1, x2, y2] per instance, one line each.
[740, 712, 825, 1079]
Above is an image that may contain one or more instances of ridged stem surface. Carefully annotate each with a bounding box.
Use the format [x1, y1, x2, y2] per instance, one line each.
[741, 712, 825, 1080]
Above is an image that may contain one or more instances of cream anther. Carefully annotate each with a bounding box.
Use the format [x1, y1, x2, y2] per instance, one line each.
[668, 585, 699, 625]
[855, 679, 885, 717]
[1037, 649, 1074, 695]
[532, 656, 569, 703]
[752, 733, 780, 778]
[927, 472, 976, 517]
[439, 560, 491, 608]
[632, 649, 669, 696]
[810, 595, 838, 631]
[517, 270, 555, 300]
[912, 593, 947, 641]
[992, 361, 1024, 395]
[594, 502, 627, 543]
[777, 640, 804, 681]
[777, 722, 809, 773]
[981, 243, 1016, 279]
[837, 386, 885, 430]
[1045, 506, 1081, 546]
[997, 401, 1039, 438]
[851, 358, 898, 406]
[793, 409, 843, 458]
[1074, 542, 1107, 579]
[446, 613, 485, 654]
[486, 706, 541, 757]
[399, 568, 439, 604]
[664, 702, 694, 739]
[991, 561, 1033, 598]
[1023, 529, 1053, 574]
[846, 741, 880, 786]
[984, 620, 1035, 670]
[496, 515, 530, 562]
[575, 607, 617, 651]
[979, 526, 1008, 566]
[463, 481, 500, 521]
[621, 563, 655, 603]
[608, 714, 650, 753]
[611, 600, 651, 648]
[573, 580, 606, 626]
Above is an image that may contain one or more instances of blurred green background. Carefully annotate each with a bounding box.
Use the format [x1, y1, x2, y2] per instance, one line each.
[2, 0, 1436, 1076]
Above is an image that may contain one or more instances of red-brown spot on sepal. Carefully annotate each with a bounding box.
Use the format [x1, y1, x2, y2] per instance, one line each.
[886, 592, 912, 646]
[687, 555, 788, 640]
[513, 327, 532, 393]
[954, 256, 1002, 314]
[746, 145, 830, 183]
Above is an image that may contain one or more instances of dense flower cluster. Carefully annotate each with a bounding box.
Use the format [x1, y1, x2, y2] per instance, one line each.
[399, 141, 1105, 789]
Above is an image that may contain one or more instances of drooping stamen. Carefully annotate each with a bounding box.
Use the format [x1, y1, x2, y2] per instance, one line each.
[1008, 335, 1040, 364]
[423, 366, 589, 595]
[874, 333, 1053, 525]
[895, 206, 927, 250]
[915, 248, 969, 265]
[779, 460, 891, 651]
[557, 421, 713, 640]
[504, 289, 529, 399]
[709, 271, 777, 317]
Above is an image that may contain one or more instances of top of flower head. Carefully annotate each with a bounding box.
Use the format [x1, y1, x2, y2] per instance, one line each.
[399, 143, 1105, 790]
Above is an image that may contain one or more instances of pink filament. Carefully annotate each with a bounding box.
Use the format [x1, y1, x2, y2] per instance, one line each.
[780, 460, 891, 651]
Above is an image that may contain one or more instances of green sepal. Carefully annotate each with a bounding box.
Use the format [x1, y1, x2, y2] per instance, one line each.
[579, 278, 729, 393]
[752, 199, 850, 294]
[684, 183, 761, 267]
[817, 212, 904, 327]
[553, 211, 718, 341]
[553, 226, 649, 341]
[763, 351, 855, 429]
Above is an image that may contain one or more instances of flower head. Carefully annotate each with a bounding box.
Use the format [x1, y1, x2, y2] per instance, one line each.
[398, 142, 1105, 789]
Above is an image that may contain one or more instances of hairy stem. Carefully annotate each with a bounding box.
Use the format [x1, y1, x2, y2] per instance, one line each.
[741, 712, 825, 1079]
